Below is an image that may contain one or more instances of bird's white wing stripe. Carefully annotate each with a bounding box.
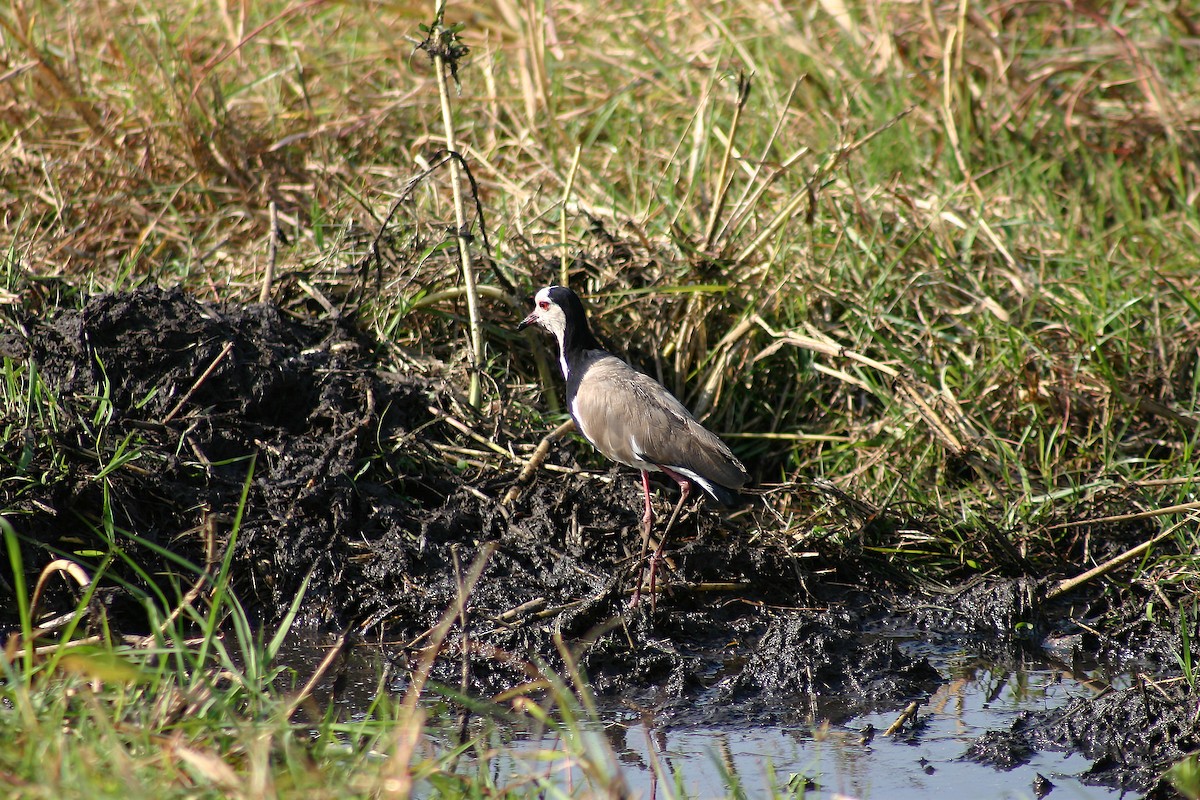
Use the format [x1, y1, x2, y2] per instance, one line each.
[665, 465, 720, 499]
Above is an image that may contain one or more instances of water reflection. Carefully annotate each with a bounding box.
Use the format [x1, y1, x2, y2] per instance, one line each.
[274, 632, 1132, 799]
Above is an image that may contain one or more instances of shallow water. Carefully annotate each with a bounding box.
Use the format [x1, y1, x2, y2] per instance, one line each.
[279, 633, 1135, 799]
[491, 658, 1125, 799]
[595, 664, 1114, 798]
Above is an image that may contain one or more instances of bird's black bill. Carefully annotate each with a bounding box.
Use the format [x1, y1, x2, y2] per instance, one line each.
[517, 312, 537, 332]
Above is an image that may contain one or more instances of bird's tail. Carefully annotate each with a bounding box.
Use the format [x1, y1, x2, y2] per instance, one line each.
[705, 482, 744, 508]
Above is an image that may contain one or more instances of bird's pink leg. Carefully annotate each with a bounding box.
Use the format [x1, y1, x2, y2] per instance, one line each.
[631, 470, 654, 606]
[646, 468, 692, 612]
[641, 469, 654, 532]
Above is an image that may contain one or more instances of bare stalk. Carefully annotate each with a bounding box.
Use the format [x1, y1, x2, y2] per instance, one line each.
[502, 419, 577, 505]
[702, 73, 751, 251]
[1046, 516, 1192, 601]
[429, 3, 484, 408]
[559, 143, 583, 286]
[259, 199, 278, 304]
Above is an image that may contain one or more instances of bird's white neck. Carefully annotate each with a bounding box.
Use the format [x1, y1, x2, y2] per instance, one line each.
[553, 330, 570, 380]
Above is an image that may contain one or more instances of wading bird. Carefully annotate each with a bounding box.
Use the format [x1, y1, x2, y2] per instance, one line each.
[518, 285, 748, 605]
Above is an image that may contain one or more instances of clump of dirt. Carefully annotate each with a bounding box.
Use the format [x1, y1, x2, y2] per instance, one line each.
[904, 578, 1046, 637]
[965, 729, 1037, 770]
[710, 609, 944, 725]
[3, 286, 438, 626]
[0, 287, 934, 718]
[0, 287, 1193, 796]
[966, 680, 1199, 797]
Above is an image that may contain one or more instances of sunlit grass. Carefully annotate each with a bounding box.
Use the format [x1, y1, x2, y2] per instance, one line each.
[0, 492, 644, 798]
[3, 0, 1200, 794]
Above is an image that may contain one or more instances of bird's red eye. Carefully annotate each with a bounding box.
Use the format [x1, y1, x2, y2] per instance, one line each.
[538, 301, 550, 310]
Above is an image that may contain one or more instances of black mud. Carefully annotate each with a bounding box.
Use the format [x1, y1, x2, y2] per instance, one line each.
[966, 681, 1198, 797]
[1, 287, 1194, 797]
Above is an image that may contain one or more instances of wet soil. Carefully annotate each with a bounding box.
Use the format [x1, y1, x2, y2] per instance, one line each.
[966, 680, 1199, 795]
[1, 287, 1194, 797]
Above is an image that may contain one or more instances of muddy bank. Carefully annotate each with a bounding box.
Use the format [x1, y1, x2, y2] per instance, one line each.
[967, 680, 1198, 798]
[0, 287, 1193, 797]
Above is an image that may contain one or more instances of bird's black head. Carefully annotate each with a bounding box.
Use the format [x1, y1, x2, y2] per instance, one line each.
[518, 285, 583, 333]
[517, 285, 601, 353]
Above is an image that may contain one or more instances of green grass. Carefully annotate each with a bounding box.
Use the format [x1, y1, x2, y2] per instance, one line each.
[3, 0, 1200, 794]
[0, 498, 651, 798]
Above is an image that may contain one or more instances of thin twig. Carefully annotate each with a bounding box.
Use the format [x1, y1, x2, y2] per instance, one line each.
[285, 628, 352, 719]
[1043, 500, 1200, 531]
[133, 511, 221, 648]
[714, 79, 805, 248]
[885, 700, 921, 736]
[298, 280, 337, 316]
[703, 72, 751, 250]
[751, 315, 899, 378]
[452, 546, 472, 748]
[496, 597, 547, 623]
[559, 143, 582, 286]
[399, 544, 495, 713]
[893, 379, 966, 454]
[693, 313, 756, 418]
[162, 341, 235, 425]
[1047, 517, 1190, 601]
[410, 283, 521, 311]
[734, 105, 915, 263]
[259, 199, 278, 304]
[502, 419, 577, 505]
[0, 9, 117, 149]
[427, 405, 517, 461]
[428, 6, 484, 408]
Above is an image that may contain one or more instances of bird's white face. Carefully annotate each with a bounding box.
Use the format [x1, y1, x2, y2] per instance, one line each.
[519, 286, 567, 341]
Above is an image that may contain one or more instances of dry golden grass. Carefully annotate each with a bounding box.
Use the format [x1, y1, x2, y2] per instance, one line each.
[3, 0, 1200, 574]
[4, 3, 1200, 796]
